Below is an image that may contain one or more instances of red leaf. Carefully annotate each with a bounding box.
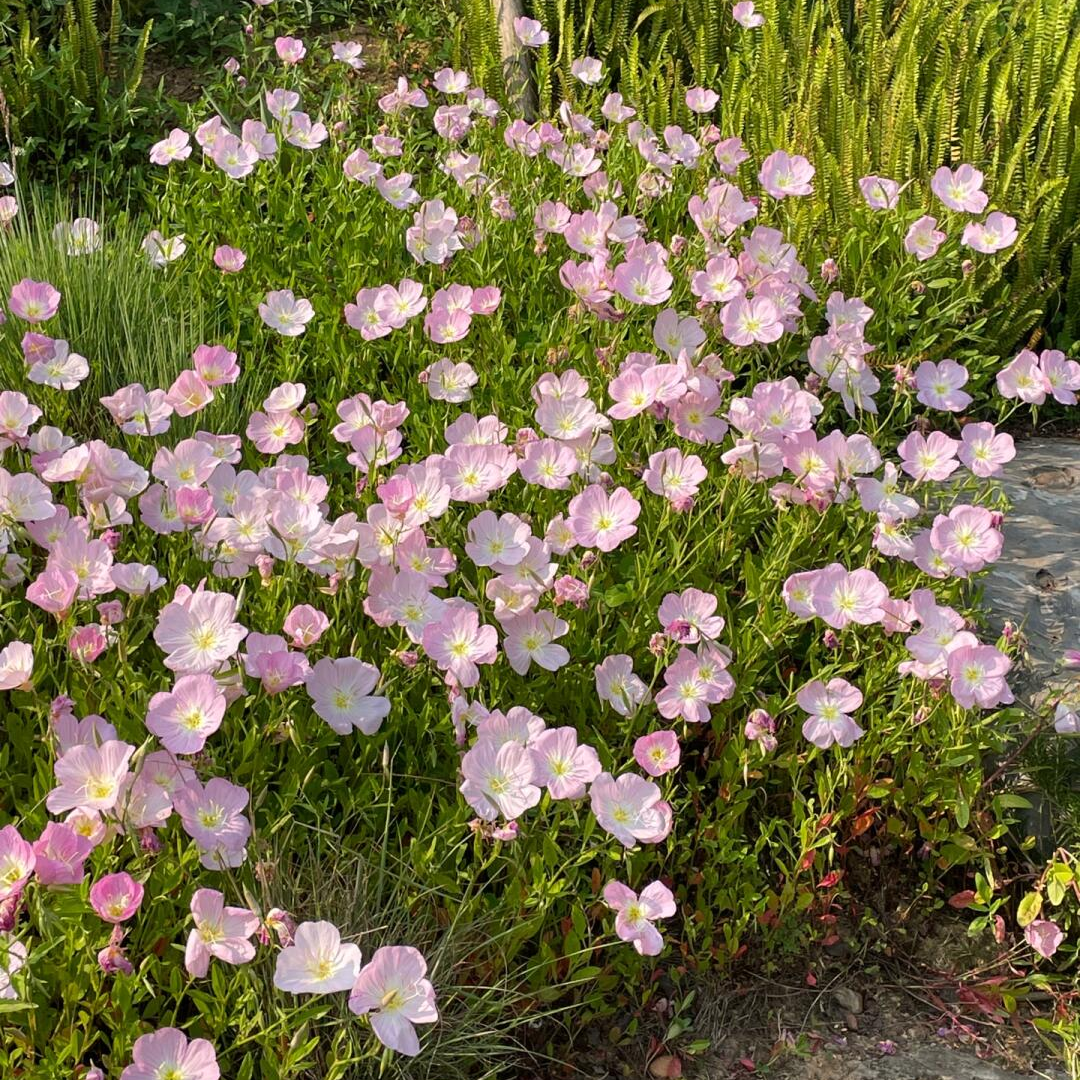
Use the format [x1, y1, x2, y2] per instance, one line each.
[948, 890, 976, 909]
[738, 1058, 756, 1072]
[806, 970, 818, 987]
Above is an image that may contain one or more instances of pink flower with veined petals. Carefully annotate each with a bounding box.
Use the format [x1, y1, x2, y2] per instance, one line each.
[810, 564, 889, 629]
[0, 641, 33, 690]
[89, 871, 144, 923]
[192, 344, 240, 387]
[421, 605, 498, 687]
[146, 674, 226, 754]
[915, 359, 972, 412]
[595, 654, 650, 716]
[529, 727, 602, 799]
[274, 920, 361, 994]
[283, 604, 329, 648]
[274, 36, 306, 63]
[859, 175, 900, 210]
[590, 772, 673, 847]
[798, 678, 864, 749]
[612, 256, 673, 306]
[904, 215, 946, 260]
[149, 128, 192, 166]
[185, 888, 258, 977]
[1026, 919, 1064, 960]
[947, 644, 1013, 708]
[657, 588, 724, 643]
[348, 946, 439, 1057]
[305, 657, 389, 735]
[173, 777, 251, 868]
[213, 245, 246, 272]
[502, 610, 570, 675]
[722, 295, 783, 346]
[732, 0, 764, 27]
[958, 422, 1015, 478]
[759, 150, 814, 198]
[119, 1028, 220, 1080]
[154, 588, 247, 674]
[567, 485, 640, 552]
[633, 731, 681, 777]
[931, 164, 988, 213]
[47, 739, 134, 814]
[0, 825, 35, 900]
[643, 448, 707, 506]
[996, 349, 1052, 404]
[603, 880, 677, 955]
[1040, 349, 1080, 404]
[460, 739, 541, 820]
[465, 510, 532, 568]
[9, 278, 61, 323]
[962, 211, 1017, 254]
[930, 505, 1003, 575]
[513, 15, 549, 46]
[897, 430, 960, 482]
[259, 290, 313, 336]
[32, 822, 91, 886]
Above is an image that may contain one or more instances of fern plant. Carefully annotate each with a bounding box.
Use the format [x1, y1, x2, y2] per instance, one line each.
[0, 0, 153, 182]
[459, 0, 1080, 347]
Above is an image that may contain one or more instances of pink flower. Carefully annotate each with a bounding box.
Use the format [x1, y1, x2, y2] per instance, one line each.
[612, 255, 674, 306]
[146, 674, 226, 754]
[192, 344, 240, 387]
[643, 448, 707, 506]
[930, 505, 1003, 575]
[686, 87, 718, 113]
[931, 164, 988, 213]
[759, 150, 814, 198]
[465, 510, 532, 568]
[996, 349, 1052, 404]
[259, 289, 314, 336]
[714, 136, 748, 173]
[798, 678, 864, 749]
[89, 871, 144, 923]
[32, 822, 91, 886]
[274, 920, 361, 993]
[915, 359, 972, 412]
[9, 278, 61, 323]
[658, 588, 724, 643]
[213, 244, 246, 272]
[595, 655, 649, 716]
[119, 1028, 220, 1080]
[460, 739, 541, 820]
[1025, 919, 1064, 960]
[149, 128, 192, 165]
[590, 772, 673, 847]
[502, 611, 570, 674]
[732, 0, 764, 27]
[570, 56, 603, 85]
[567, 485, 640, 552]
[858, 175, 900, 210]
[283, 604, 329, 648]
[0, 641, 33, 690]
[154, 588, 247, 674]
[947, 645, 1013, 708]
[348, 946, 438, 1057]
[530, 727, 602, 799]
[68, 625, 108, 664]
[305, 657, 389, 735]
[897, 430, 960, 482]
[173, 777, 251, 868]
[603, 880, 676, 955]
[810, 564, 889, 629]
[962, 212, 1017, 253]
[47, 740, 134, 814]
[957, 422, 1015, 477]
[166, 370, 214, 417]
[0, 825, 34, 900]
[513, 15, 549, 46]
[274, 35, 306, 63]
[1041, 349, 1080, 404]
[904, 215, 946, 260]
[185, 888, 259, 977]
[722, 295, 783, 346]
[633, 731, 681, 777]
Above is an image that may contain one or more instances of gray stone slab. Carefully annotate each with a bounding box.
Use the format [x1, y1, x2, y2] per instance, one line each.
[981, 437, 1080, 706]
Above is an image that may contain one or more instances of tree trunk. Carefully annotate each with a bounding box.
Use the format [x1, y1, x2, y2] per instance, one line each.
[492, 0, 538, 119]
